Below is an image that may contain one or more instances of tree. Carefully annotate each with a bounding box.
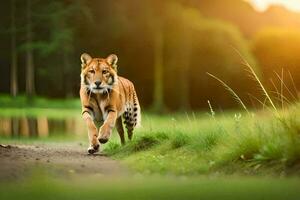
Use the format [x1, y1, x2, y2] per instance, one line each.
[252, 28, 300, 101]
[10, 0, 18, 97]
[163, 4, 258, 109]
[187, 17, 258, 108]
[152, 22, 165, 111]
[32, 0, 89, 97]
[165, 3, 193, 110]
[25, 0, 35, 99]
[146, 0, 167, 112]
[47, 1, 76, 98]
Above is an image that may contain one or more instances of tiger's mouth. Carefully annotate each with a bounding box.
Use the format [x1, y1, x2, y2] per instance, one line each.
[91, 85, 112, 94]
[93, 86, 103, 90]
[91, 87, 104, 93]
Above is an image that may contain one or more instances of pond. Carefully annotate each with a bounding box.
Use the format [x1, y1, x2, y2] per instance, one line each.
[0, 117, 85, 138]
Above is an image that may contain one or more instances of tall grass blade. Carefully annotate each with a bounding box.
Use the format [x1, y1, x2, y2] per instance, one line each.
[288, 71, 300, 100]
[247, 93, 271, 112]
[270, 78, 280, 106]
[288, 70, 299, 99]
[207, 72, 249, 115]
[280, 68, 284, 109]
[271, 91, 292, 105]
[207, 100, 215, 119]
[273, 70, 297, 101]
[232, 48, 278, 114]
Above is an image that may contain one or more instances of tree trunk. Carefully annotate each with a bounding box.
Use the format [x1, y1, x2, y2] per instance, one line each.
[25, 0, 35, 99]
[63, 50, 73, 98]
[178, 26, 192, 110]
[10, 0, 18, 97]
[152, 26, 164, 112]
[58, 15, 73, 98]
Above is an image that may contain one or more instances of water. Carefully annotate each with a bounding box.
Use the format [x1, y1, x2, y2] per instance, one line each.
[0, 117, 85, 138]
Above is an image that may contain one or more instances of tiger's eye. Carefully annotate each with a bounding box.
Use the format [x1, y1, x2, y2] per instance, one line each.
[89, 69, 95, 74]
[102, 70, 109, 74]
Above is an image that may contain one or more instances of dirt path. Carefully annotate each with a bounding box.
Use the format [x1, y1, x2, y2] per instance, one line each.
[0, 142, 128, 180]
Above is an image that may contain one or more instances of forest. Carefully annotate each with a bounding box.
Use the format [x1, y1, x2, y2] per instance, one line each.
[1, 0, 299, 111]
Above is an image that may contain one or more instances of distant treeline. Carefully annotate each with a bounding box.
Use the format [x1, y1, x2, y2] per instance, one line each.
[0, 0, 299, 110]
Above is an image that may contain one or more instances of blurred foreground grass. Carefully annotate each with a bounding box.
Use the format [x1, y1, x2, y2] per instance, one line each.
[0, 171, 300, 200]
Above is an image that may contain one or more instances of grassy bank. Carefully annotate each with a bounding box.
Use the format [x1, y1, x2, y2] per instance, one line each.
[104, 104, 300, 176]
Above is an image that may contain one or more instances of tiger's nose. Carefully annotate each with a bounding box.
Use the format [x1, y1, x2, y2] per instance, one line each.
[95, 81, 101, 87]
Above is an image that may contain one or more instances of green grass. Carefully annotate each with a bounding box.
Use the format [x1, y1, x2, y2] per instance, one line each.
[0, 94, 80, 118]
[0, 94, 81, 108]
[0, 107, 79, 119]
[103, 104, 300, 176]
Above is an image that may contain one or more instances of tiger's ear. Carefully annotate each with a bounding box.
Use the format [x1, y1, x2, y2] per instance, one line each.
[80, 53, 92, 69]
[106, 54, 118, 70]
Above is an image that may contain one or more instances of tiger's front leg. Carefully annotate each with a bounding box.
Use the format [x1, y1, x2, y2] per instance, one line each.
[82, 112, 100, 154]
[98, 110, 117, 144]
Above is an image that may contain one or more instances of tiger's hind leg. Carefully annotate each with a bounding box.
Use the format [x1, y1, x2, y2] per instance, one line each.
[116, 117, 125, 145]
[123, 111, 135, 141]
[126, 124, 134, 141]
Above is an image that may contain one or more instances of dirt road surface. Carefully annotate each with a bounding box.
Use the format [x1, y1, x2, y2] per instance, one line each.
[0, 142, 127, 180]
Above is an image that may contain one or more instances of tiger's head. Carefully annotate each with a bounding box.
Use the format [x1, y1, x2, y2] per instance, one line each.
[80, 53, 118, 94]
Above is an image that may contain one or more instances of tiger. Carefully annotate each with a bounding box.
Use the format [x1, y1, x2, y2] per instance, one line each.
[79, 53, 141, 154]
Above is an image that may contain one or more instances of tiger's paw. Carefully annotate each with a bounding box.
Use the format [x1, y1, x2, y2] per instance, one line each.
[87, 144, 99, 154]
[98, 126, 112, 144]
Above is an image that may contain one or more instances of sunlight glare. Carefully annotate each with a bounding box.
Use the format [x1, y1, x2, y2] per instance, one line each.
[246, 0, 300, 12]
